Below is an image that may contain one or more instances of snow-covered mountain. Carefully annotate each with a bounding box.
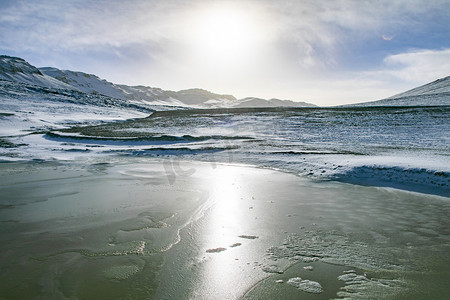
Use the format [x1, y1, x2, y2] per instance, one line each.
[349, 76, 450, 107]
[39, 66, 316, 108]
[0, 56, 73, 90]
[39, 67, 129, 99]
[232, 97, 316, 108]
[38, 67, 225, 107]
[38, 66, 317, 108]
[0, 56, 164, 137]
[0, 55, 315, 108]
[3, 55, 449, 109]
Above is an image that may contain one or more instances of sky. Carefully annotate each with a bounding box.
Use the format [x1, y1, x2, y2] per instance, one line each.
[1, 0, 449, 106]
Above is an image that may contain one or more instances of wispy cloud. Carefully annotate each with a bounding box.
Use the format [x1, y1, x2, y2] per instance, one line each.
[373, 48, 450, 83]
[263, 0, 450, 70]
[1, 0, 200, 56]
[2, 0, 446, 56]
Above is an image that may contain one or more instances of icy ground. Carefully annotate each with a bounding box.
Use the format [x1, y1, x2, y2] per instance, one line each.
[1, 99, 449, 197]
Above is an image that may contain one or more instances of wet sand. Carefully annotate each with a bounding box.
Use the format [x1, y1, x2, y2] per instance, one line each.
[0, 159, 449, 299]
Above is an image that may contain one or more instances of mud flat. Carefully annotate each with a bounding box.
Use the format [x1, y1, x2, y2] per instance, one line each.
[0, 159, 449, 299]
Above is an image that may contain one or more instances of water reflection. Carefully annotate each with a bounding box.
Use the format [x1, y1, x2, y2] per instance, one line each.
[194, 165, 257, 299]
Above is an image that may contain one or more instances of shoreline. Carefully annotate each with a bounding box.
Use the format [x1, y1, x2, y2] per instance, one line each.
[1, 156, 448, 198]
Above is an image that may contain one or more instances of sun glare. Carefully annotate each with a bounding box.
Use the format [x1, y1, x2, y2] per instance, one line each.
[186, 4, 265, 69]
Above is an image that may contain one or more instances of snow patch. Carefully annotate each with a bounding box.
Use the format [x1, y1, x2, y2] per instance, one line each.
[287, 277, 323, 294]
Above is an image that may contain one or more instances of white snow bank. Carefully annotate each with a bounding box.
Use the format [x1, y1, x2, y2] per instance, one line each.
[322, 155, 449, 197]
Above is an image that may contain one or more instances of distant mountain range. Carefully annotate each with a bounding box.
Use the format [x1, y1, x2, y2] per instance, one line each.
[1, 55, 449, 108]
[0, 55, 315, 109]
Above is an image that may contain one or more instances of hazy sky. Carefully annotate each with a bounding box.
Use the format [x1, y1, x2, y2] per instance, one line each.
[1, 0, 449, 105]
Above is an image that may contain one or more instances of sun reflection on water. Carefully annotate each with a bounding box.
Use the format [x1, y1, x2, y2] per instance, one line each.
[196, 165, 255, 298]
[206, 166, 244, 247]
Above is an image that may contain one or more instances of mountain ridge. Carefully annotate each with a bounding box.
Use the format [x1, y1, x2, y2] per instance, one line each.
[1, 55, 316, 108]
[2, 55, 449, 108]
[0, 55, 74, 90]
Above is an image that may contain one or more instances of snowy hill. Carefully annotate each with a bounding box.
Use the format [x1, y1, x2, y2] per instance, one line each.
[349, 76, 450, 107]
[1, 55, 315, 108]
[1, 55, 316, 108]
[165, 88, 236, 105]
[39, 67, 128, 99]
[3, 55, 448, 109]
[0, 56, 167, 138]
[388, 76, 450, 98]
[38, 65, 315, 108]
[0, 79, 151, 140]
[39, 67, 314, 108]
[0, 56, 73, 90]
[38, 68, 224, 107]
[38, 65, 241, 107]
[233, 97, 316, 108]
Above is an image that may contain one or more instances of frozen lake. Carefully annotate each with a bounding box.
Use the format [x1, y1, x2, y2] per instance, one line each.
[0, 160, 449, 299]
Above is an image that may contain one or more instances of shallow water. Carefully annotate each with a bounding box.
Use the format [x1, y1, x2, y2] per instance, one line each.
[0, 159, 449, 299]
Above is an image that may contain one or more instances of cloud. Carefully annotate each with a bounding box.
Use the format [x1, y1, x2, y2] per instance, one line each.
[1, 0, 448, 68]
[260, 0, 449, 67]
[369, 48, 450, 83]
[381, 35, 395, 41]
[1, 0, 448, 105]
[0, 0, 183, 52]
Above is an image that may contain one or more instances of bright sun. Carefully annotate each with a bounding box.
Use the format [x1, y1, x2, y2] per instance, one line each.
[186, 3, 265, 69]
